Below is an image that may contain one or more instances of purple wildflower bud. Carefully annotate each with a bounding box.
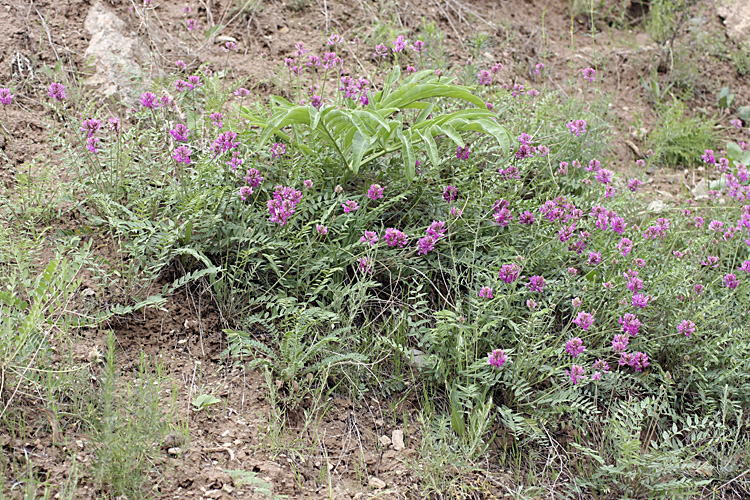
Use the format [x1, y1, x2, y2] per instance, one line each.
[358, 257, 373, 274]
[170, 124, 190, 142]
[234, 88, 250, 97]
[528, 275, 546, 292]
[612, 334, 629, 353]
[581, 67, 596, 82]
[392, 35, 406, 52]
[725, 273, 739, 289]
[367, 184, 384, 201]
[412, 40, 425, 53]
[443, 185, 458, 202]
[239, 186, 254, 201]
[86, 136, 100, 154]
[176, 60, 187, 70]
[417, 235, 435, 255]
[187, 19, 199, 31]
[210, 112, 223, 128]
[384, 228, 408, 248]
[140, 92, 158, 109]
[499, 263, 520, 283]
[172, 145, 192, 165]
[487, 349, 507, 369]
[479, 286, 493, 299]
[677, 320, 696, 338]
[572, 311, 594, 331]
[565, 338, 586, 358]
[316, 224, 328, 235]
[0, 88, 14, 105]
[526, 299, 538, 310]
[360, 231, 378, 246]
[342, 200, 359, 213]
[566, 119, 587, 137]
[567, 364, 585, 385]
[48, 83, 66, 101]
[632, 293, 650, 309]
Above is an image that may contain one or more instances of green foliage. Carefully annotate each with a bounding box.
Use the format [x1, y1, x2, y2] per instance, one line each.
[242, 67, 510, 180]
[646, 99, 717, 167]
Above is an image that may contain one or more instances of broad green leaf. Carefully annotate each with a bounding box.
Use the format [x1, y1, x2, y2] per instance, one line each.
[192, 394, 221, 410]
[350, 131, 370, 174]
[418, 129, 440, 169]
[396, 128, 415, 181]
[433, 124, 465, 148]
[415, 102, 434, 124]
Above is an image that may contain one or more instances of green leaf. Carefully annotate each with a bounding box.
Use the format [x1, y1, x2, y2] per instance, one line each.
[350, 131, 370, 174]
[433, 124, 465, 148]
[449, 386, 466, 438]
[739, 106, 750, 122]
[418, 130, 440, 169]
[192, 394, 221, 410]
[204, 24, 226, 41]
[397, 128, 416, 181]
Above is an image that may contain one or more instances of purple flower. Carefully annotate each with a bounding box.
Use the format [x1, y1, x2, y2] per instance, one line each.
[211, 131, 240, 156]
[358, 257, 373, 273]
[270, 142, 286, 158]
[449, 206, 463, 218]
[572, 297, 582, 308]
[572, 311, 594, 331]
[456, 145, 471, 160]
[568, 267, 578, 276]
[384, 228, 408, 248]
[302, 179, 313, 189]
[108, 117, 121, 133]
[172, 145, 192, 165]
[342, 200, 359, 213]
[617, 237, 633, 257]
[175, 80, 192, 91]
[267, 185, 303, 225]
[617, 313, 641, 337]
[86, 136, 100, 154]
[210, 112, 223, 128]
[328, 33, 344, 45]
[739, 261, 750, 274]
[612, 334, 629, 353]
[580, 67, 596, 82]
[632, 293, 650, 309]
[170, 124, 190, 142]
[479, 286, 494, 299]
[140, 92, 158, 109]
[620, 351, 649, 373]
[229, 153, 244, 170]
[519, 211, 535, 224]
[367, 184, 384, 201]
[239, 186, 253, 201]
[515, 144, 535, 160]
[417, 236, 435, 255]
[528, 275, 546, 292]
[374, 44, 388, 58]
[565, 337, 586, 358]
[587, 252, 602, 266]
[567, 364, 586, 385]
[48, 83, 66, 101]
[244, 168, 263, 187]
[392, 35, 406, 52]
[360, 231, 379, 246]
[412, 40, 425, 53]
[234, 88, 251, 97]
[592, 371, 602, 381]
[493, 207, 513, 227]
[176, 60, 187, 69]
[566, 119, 587, 137]
[498, 263, 520, 283]
[487, 349, 507, 369]
[222, 41, 237, 51]
[80, 119, 102, 137]
[677, 320, 696, 338]
[187, 19, 199, 31]
[701, 149, 715, 164]
[527, 299, 538, 309]
[316, 224, 328, 235]
[537, 145, 550, 156]
[443, 185, 458, 202]
[593, 359, 610, 373]
[426, 220, 447, 239]
[725, 273, 739, 289]
[478, 69, 492, 85]
[0, 88, 14, 105]
[595, 169, 613, 184]
[187, 75, 202, 88]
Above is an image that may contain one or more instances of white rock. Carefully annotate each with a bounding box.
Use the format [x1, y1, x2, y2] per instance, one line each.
[378, 435, 392, 447]
[84, 2, 143, 99]
[717, 0, 750, 43]
[368, 477, 386, 489]
[391, 429, 405, 451]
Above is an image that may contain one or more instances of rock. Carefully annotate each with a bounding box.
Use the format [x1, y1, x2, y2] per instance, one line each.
[167, 447, 182, 456]
[374, 419, 385, 428]
[409, 349, 426, 368]
[368, 477, 386, 489]
[646, 199, 665, 212]
[161, 433, 183, 450]
[379, 435, 392, 447]
[391, 430, 405, 451]
[717, 0, 750, 44]
[692, 178, 709, 199]
[84, 2, 143, 100]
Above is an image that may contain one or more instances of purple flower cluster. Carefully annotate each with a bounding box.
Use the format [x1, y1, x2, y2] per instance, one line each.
[677, 320, 696, 338]
[211, 131, 240, 156]
[384, 228, 408, 248]
[619, 313, 641, 336]
[528, 275, 546, 292]
[368, 184, 384, 201]
[418, 221, 447, 255]
[493, 199, 513, 227]
[573, 311, 594, 331]
[567, 119, 588, 137]
[487, 349, 507, 369]
[479, 286, 494, 299]
[619, 351, 649, 373]
[498, 263, 520, 283]
[565, 337, 586, 358]
[267, 186, 302, 226]
[0, 88, 14, 105]
[48, 83, 66, 101]
[360, 231, 378, 246]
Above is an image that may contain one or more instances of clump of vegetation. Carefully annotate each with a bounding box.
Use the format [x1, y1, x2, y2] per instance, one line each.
[647, 99, 717, 167]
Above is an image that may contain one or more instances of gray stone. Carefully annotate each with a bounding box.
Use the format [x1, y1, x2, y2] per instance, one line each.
[717, 0, 750, 43]
[391, 429, 405, 451]
[368, 477, 386, 489]
[84, 2, 143, 99]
